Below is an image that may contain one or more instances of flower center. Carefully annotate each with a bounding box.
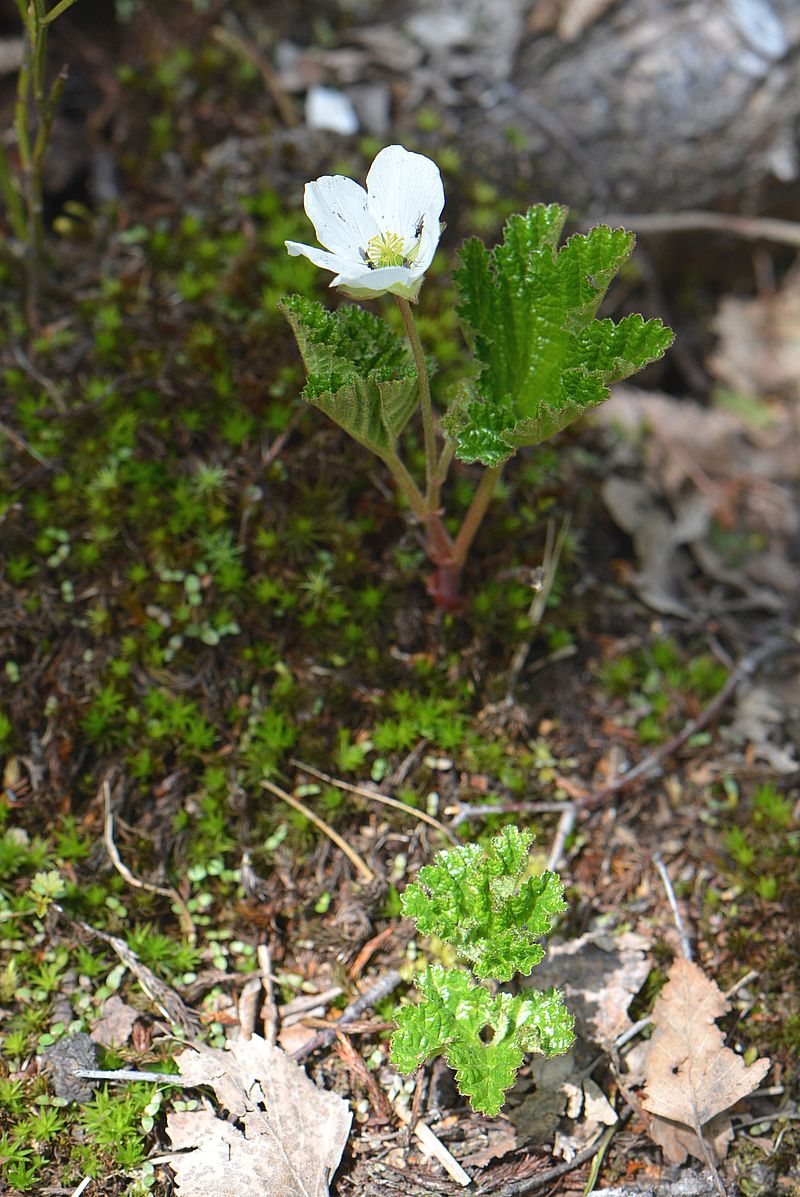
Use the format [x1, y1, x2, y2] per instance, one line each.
[365, 231, 408, 269]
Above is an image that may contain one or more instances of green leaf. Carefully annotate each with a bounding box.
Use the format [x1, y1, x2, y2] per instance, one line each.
[391, 966, 574, 1116]
[448, 206, 674, 465]
[391, 966, 493, 1073]
[573, 314, 675, 382]
[280, 295, 418, 458]
[401, 826, 567, 982]
[304, 373, 420, 459]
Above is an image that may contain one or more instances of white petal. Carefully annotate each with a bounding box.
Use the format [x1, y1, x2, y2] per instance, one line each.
[414, 215, 442, 274]
[285, 240, 359, 277]
[303, 176, 379, 257]
[333, 264, 425, 301]
[365, 145, 444, 248]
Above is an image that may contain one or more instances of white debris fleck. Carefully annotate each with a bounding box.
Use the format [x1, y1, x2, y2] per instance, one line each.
[305, 86, 359, 135]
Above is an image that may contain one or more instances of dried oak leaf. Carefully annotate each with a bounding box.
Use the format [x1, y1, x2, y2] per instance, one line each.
[166, 1035, 351, 1196]
[90, 994, 140, 1048]
[642, 959, 769, 1164]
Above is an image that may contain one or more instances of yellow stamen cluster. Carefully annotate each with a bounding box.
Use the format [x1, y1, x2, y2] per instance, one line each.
[365, 231, 407, 268]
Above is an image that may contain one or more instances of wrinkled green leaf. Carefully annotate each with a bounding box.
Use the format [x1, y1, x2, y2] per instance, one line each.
[391, 965, 574, 1116]
[401, 826, 567, 981]
[447, 206, 674, 465]
[280, 295, 418, 458]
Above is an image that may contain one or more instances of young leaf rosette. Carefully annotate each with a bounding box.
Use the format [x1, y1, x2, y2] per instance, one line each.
[285, 145, 444, 301]
[391, 827, 575, 1116]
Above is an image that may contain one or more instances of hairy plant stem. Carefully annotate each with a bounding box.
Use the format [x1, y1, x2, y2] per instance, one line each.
[382, 447, 455, 572]
[10, 0, 78, 335]
[390, 299, 505, 605]
[452, 462, 504, 566]
[395, 296, 437, 504]
[383, 295, 502, 603]
[430, 439, 454, 511]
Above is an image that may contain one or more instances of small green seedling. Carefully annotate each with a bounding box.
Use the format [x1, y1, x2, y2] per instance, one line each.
[391, 826, 574, 1116]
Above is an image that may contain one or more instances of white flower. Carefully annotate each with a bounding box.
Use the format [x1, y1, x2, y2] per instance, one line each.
[285, 145, 445, 301]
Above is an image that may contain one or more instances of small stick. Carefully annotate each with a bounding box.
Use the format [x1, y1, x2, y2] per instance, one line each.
[653, 852, 693, 961]
[506, 514, 572, 692]
[734, 1111, 800, 1129]
[588, 209, 800, 248]
[289, 758, 457, 842]
[102, 777, 195, 942]
[385, 739, 429, 788]
[211, 23, 298, 128]
[66, 914, 200, 1033]
[74, 1069, 190, 1085]
[447, 800, 570, 830]
[393, 1100, 472, 1187]
[69, 1178, 91, 1197]
[0, 418, 54, 469]
[546, 803, 576, 873]
[258, 942, 278, 1046]
[578, 632, 791, 812]
[11, 345, 66, 411]
[291, 969, 402, 1061]
[280, 986, 344, 1026]
[348, 925, 395, 981]
[334, 1031, 392, 1121]
[260, 779, 375, 882]
[237, 976, 262, 1039]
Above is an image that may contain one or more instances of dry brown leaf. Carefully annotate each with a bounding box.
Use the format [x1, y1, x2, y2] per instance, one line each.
[642, 959, 769, 1164]
[90, 994, 140, 1048]
[709, 273, 800, 398]
[166, 1034, 351, 1196]
[648, 1111, 733, 1168]
[522, 928, 651, 1049]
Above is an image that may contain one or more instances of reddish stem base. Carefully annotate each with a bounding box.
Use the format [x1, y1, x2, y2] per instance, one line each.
[426, 564, 463, 611]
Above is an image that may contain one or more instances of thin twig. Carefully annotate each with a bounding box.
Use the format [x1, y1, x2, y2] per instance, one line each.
[212, 23, 298, 127]
[447, 800, 573, 830]
[546, 804, 576, 873]
[260, 778, 375, 882]
[394, 1099, 472, 1187]
[0, 418, 54, 469]
[578, 632, 792, 812]
[335, 1032, 393, 1121]
[347, 925, 395, 981]
[237, 975, 263, 1039]
[653, 852, 693, 961]
[11, 345, 66, 410]
[102, 777, 195, 942]
[507, 514, 572, 692]
[74, 1068, 190, 1085]
[64, 913, 200, 1033]
[291, 969, 402, 1061]
[734, 1111, 800, 1129]
[258, 942, 278, 1046]
[588, 209, 800, 248]
[289, 758, 457, 842]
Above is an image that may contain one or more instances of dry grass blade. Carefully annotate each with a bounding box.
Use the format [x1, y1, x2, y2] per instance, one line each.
[259, 778, 375, 882]
[289, 758, 458, 842]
